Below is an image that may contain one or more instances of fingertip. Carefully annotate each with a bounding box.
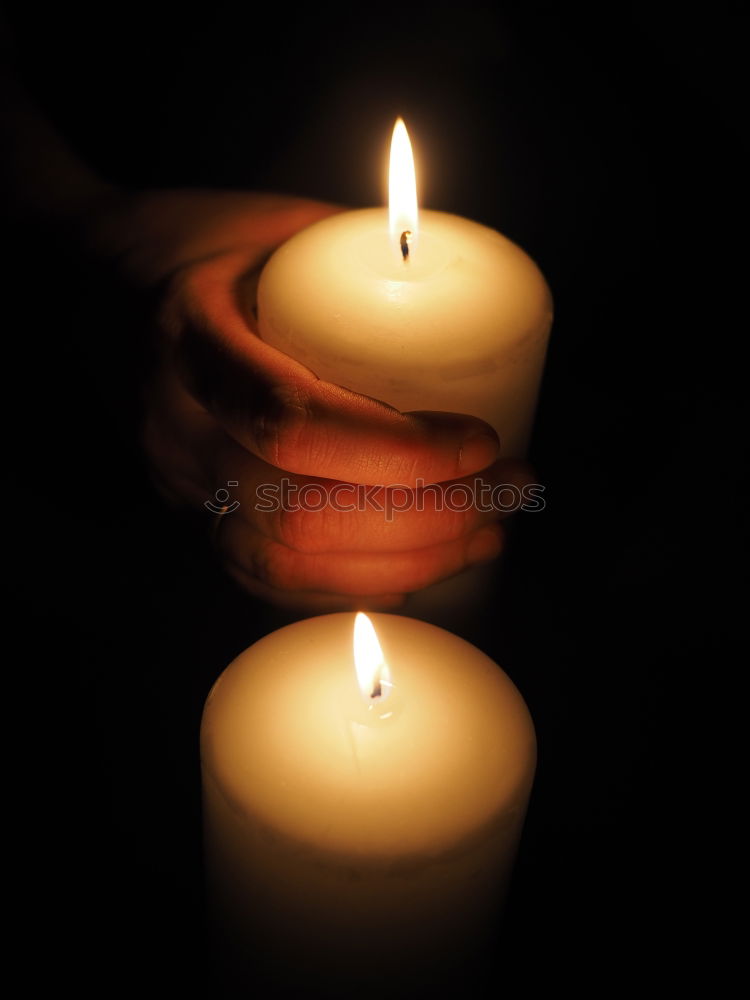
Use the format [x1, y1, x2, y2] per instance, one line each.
[403, 411, 501, 484]
[466, 524, 504, 564]
[458, 428, 502, 475]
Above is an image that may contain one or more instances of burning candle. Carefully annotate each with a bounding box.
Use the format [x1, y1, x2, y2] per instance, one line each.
[257, 118, 553, 458]
[201, 612, 536, 994]
[255, 120, 553, 624]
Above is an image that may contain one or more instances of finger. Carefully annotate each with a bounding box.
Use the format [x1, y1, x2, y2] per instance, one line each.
[174, 252, 500, 487]
[218, 440, 532, 553]
[218, 519, 504, 596]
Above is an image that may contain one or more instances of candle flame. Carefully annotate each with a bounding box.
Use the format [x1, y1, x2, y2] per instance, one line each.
[353, 612, 392, 700]
[389, 118, 418, 252]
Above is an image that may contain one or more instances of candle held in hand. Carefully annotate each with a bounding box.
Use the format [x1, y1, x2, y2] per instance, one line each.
[257, 118, 553, 458]
[201, 612, 536, 994]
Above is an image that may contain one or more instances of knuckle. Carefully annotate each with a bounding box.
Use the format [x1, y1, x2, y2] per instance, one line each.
[283, 504, 352, 554]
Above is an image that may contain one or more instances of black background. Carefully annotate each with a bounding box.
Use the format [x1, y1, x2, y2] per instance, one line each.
[5, 3, 744, 994]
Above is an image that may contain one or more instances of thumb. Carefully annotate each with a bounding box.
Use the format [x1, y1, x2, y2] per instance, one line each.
[174, 251, 500, 487]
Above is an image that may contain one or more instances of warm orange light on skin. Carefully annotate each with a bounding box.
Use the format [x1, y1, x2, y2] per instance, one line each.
[389, 118, 418, 256]
[353, 612, 392, 700]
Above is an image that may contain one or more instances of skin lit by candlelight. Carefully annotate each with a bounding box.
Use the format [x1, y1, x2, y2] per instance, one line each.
[389, 118, 418, 253]
[353, 612, 392, 701]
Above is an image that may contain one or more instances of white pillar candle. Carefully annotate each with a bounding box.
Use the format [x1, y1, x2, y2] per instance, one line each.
[256, 121, 552, 624]
[201, 612, 536, 994]
[257, 119, 553, 459]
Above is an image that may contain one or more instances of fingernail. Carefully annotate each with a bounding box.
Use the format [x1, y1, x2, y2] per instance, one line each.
[467, 526, 503, 564]
[459, 429, 500, 473]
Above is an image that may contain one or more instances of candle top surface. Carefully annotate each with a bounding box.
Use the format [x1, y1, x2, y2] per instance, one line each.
[255, 207, 553, 456]
[201, 613, 536, 860]
[256, 207, 553, 391]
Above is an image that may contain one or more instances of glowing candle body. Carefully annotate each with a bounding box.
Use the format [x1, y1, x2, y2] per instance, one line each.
[201, 613, 536, 993]
[257, 207, 553, 457]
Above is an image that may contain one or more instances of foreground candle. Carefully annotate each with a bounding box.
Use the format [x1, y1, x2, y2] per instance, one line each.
[201, 612, 536, 994]
[257, 119, 553, 458]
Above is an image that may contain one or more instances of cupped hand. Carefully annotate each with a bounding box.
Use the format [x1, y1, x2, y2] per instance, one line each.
[86, 190, 531, 610]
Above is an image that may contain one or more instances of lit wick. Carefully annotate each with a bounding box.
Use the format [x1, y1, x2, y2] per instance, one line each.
[400, 230, 412, 261]
[371, 665, 383, 700]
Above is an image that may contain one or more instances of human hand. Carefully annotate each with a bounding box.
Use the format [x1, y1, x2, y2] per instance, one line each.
[85, 190, 532, 610]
